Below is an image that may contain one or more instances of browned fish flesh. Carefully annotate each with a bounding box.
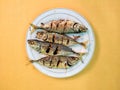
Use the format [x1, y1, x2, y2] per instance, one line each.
[30, 55, 81, 69]
[36, 31, 87, 48]
[30, 19, 88, 34]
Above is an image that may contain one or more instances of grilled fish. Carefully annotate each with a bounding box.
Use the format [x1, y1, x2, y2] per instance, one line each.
[27, 39, 81, 56]
[36, 31, 87, 47]
[30, 19, 88, 34]
[30, 55, 81, 69]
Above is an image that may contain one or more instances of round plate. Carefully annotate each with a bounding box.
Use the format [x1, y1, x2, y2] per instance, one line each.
[26, 8, 95, 78]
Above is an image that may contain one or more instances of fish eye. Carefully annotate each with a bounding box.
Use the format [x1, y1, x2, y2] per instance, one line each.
[46, 27, 49, 29]
[37, 32, 44, 35]
[30, 41, 35, 45]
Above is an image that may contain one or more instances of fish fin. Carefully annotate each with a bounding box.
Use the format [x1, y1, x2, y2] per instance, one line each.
[78, 53, 85, 63]
[73, 35, 81, 40]
[30, 23, 38, 29]
[30, 23, 37, 34]
[65, 61, 68, 70]
[26, 60, 34, 65]
[79, 40, 88, 48]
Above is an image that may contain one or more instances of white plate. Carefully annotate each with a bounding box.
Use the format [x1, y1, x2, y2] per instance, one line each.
[26, 8, 95, 78]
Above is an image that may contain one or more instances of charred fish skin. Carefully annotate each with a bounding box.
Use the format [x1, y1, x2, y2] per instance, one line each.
[30, 19, 88, 34]
[37, 31, 87, 48]
[30, 56, 80, 69]
[36, 31, 87, 47]
[27, 39, 79, 56]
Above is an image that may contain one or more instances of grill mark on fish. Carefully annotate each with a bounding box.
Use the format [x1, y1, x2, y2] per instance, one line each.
[56, 22, 59, 30]
[53, 46, 59, 55]
[67, 61, 72, 67]
[56, 20, 63, 30]
[64, 21, 68, 31]
[61, 36, 64, 44]
[66, 57, 72, 67]
[49, 57, 52, 66]
[63, 22, 67, 32]
[52, 34, 55, 43]
[66, 39, 69, 45]
[46, 44, 51, 53]
[50, 22, 52, 30]
[51, 22, 54, 30]
[57, 57, 61, 67]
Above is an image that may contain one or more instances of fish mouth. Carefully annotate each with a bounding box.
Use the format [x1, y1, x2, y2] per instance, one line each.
[79, 25, 88, 32]
[27, 39, 39, 45]
[81, 27, 88, 32]
[27, 40, 34, 45]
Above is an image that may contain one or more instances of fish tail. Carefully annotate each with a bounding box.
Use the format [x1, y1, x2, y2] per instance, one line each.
[79, 40, 88, 48]
[26, 60, 33, 65]
[30, 23, 43, 34]
[29, 60, 35, 63]
[30, 23, 37, 34]
[78, 53, 85, 63]
[26, 60, 38, 65]
[30, 23, 38, 29]
[25, 57, 33, 65]
[73, 35, 81, 40]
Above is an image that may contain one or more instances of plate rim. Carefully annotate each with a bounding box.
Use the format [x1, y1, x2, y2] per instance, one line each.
[26, 8, 95, 78]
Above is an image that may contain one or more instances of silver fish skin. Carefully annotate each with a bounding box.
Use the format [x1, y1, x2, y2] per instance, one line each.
[27, 39, 80, 56]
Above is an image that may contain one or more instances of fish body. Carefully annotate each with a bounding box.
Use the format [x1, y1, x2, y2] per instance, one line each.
[30, 55, 80, 69]
[36, 31, 86, 47]
[27, 39, 79, 56]
[31, 19, 88, 34]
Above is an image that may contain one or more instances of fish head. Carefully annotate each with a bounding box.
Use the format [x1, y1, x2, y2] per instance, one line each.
[27, 39, 41, 51]
[79, 24, 88, 32]
[36, 31, 46, 39]
[36, 31, 44, 36]
[41, 23, 50, 30]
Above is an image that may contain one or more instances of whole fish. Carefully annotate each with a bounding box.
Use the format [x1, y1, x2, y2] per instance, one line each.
[27, 39, 81, 56]
[30, 19, 88, 34]
[36, 31, 87, 47]
[30, 55, 81, 69]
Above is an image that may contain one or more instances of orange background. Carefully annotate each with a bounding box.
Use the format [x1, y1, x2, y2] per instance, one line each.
[0, 0, 120, 90]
